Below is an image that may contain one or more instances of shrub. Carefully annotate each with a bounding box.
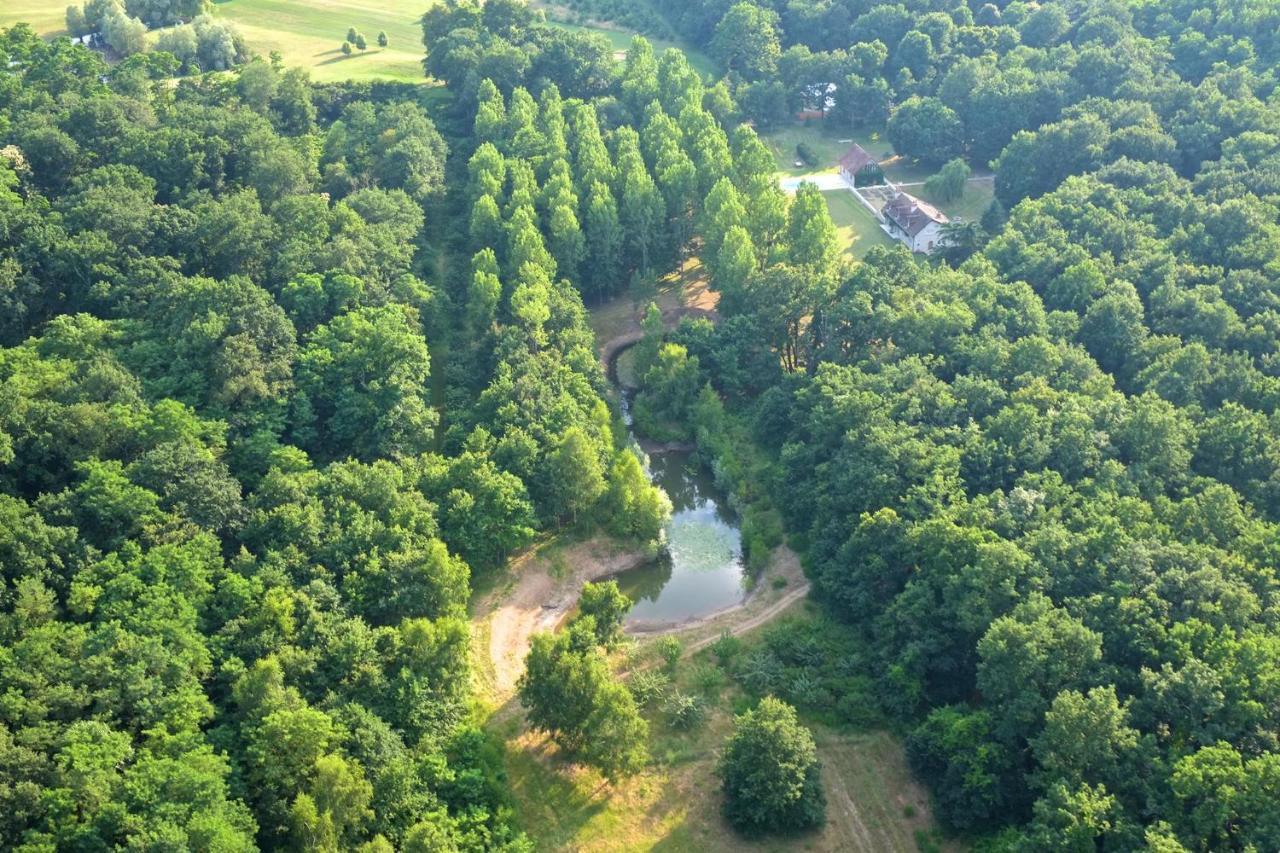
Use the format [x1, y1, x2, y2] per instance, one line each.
[719, 697, 825, 835]
[665, 691, 705, 730]
[657, 636, 682, 671]
[690, 662, 725, 695]
[628, 669, 670, 708]
[853, 163, 884, 186]
[736, 648, 784, 695]
[710, 630, 742, 665]
[577, 580, 632, 648]
[795, 142, 817, 165]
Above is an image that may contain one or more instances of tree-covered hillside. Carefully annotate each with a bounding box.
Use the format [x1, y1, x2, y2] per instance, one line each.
[0, 19, 670, 850]
[613, 0, 1280, 847]
[5, 0, 1280, 847]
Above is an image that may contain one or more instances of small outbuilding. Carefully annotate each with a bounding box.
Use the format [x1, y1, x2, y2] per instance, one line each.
[838, 143, 877, 184]
[882, 191, 949, 254]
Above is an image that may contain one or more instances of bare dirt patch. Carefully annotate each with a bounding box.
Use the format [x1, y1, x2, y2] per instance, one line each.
[473, 536, 654, 702]
[474, 539, 809, 703]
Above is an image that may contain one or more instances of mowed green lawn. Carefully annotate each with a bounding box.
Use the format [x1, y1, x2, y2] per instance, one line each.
[766, 123, 915, 180]
[823, 189, 894, 258]
[212, 0, 430, 83]
[916, 176, 995, 223]
[0, 0, 71, 35]
[0, 0, 432, 83]
[764, 122, 964, 185]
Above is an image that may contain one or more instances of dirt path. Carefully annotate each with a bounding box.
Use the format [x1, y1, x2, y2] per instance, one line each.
[597, 304, 719, 373]
[630, 545, 811, 655]
[827, 756, 878, 851]
[473, 536, 654, 700]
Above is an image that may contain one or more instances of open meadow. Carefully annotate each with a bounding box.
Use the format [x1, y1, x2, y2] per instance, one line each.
[1, 0, 714, 84]
[765, 122, 931, 183]
[481, 588, 957, 853]
[0, 0, 69, 35]
[210, 0, 430, 83]
[0, 0, 430, 81]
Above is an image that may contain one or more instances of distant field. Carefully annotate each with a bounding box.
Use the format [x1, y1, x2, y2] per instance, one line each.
[2, 0, 719, 85]
[0, 1, 69, 35]
[0, 0, 431, 83]
[211, 0, 430, 83]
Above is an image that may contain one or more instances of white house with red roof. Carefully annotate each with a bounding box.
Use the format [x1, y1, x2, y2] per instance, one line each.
[881, 191, 949, 254]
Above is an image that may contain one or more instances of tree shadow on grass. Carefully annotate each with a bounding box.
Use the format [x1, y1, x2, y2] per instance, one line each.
[489, 692, 612, 847]
[314, 48, 387, 66]
[316, 52, 363, 66]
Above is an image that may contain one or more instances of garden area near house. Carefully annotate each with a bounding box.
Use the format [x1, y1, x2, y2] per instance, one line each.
[822, 190, 894, 258]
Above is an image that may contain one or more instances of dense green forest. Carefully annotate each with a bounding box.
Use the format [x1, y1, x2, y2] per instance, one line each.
[628, 0, 1280, 848]
[0, 16, 670, 849]
[5, 0, 1280, 847]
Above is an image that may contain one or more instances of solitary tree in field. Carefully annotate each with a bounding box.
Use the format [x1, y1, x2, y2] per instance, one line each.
[355, 33, 367, 51]
[923, 158, 971, 203]
[341, 41, 352, 56]
[377, 31, 388, 48]
[720, 697, 826, 835]
[347, 27, 358, 43]
[519, 627, 648, 780]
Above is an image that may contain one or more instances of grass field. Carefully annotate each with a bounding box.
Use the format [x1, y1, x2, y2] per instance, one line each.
[764, 122, 970, 186]
[2, 0, 718, 85]
[0, 0, 68, 35]
[0, 0, 433, 82]
[823, 190, 894, 258]
[211, 0, 430, 83]
[493, 602, 957, 852]
[916, 176, 996, 223]
[765, 122, 929, 182]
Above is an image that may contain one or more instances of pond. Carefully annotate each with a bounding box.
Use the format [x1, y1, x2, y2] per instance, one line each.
[609, 378, 749, 629]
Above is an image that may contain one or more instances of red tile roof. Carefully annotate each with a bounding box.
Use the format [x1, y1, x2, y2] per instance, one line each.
[838, 143, 876, 175]
[882, 191, 948, 238]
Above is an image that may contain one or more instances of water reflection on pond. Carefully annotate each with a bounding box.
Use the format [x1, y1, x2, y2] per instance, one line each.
[613, 446, 748, 627]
